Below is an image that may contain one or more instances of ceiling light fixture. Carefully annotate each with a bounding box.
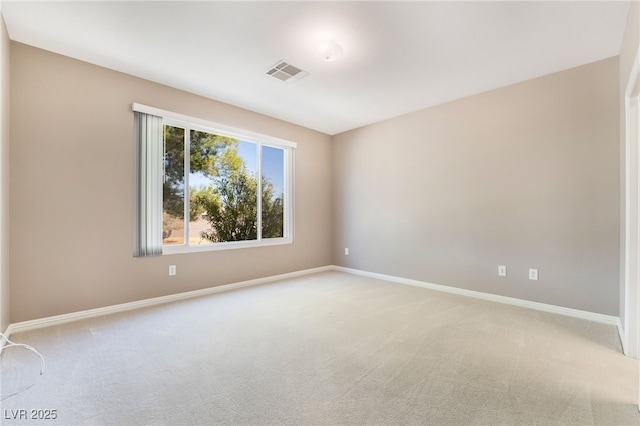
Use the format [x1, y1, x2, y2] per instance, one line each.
[319, 40, 344, 61]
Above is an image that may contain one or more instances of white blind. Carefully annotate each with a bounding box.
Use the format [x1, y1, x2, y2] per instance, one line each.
[134, 111, 163, 257]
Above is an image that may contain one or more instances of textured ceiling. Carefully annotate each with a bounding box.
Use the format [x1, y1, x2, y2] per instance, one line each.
[1, 1, 631, 135]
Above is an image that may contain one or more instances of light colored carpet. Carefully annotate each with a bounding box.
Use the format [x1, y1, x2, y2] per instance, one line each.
[1, 271, 638, 425]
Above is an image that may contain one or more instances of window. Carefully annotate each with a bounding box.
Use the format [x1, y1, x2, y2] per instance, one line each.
[134, 104, 295, 256]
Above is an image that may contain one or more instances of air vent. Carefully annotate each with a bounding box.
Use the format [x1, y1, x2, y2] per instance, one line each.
[266, 60, 309, 83]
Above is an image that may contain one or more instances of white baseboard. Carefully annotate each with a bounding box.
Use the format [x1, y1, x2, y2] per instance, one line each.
[4, 264, 622, 341]
[5, 265, 333, 337]
[618, 320, 628, 355]
[331, 266, 621, 327]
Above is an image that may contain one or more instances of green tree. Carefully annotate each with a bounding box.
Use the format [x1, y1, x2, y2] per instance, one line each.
[194, 170, 257, 242]
[163, 126, 241, 220]
[162, 126, 185, 222]
[163, 125, 284, 243]
[192, 172, 283, 242]
[261, 177, 284, 239]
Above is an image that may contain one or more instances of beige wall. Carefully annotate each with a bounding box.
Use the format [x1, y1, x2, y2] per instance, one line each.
[332, 57, 620, 315]
[0, 9, 9, 332]
[619, 0, 639, 335]
[6, 39, 625, 322]
[9, 42, 332, 323]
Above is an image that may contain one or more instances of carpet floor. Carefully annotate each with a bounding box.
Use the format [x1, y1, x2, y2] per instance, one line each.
[1, 271, 639, 425]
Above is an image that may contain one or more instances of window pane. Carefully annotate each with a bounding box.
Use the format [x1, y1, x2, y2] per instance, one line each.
[162, 125, 185, 245]
[189, 129, 258, 243]
[261, 145, 285, 239]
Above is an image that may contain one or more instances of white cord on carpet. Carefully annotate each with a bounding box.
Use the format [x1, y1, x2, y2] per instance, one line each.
[0, 332, 45, 398]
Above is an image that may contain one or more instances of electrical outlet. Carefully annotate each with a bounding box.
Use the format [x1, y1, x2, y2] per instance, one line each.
[529, 268, 538, 280]
[345, 248, 349, 255]
[498, 265, 507, 277]
[169, 265, 177, 276]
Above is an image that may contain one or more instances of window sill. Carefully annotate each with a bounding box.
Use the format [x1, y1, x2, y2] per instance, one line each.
[161, 237, 293, 255]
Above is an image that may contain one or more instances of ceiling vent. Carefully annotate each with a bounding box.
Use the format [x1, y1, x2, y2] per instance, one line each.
[266, 60, 309, 83]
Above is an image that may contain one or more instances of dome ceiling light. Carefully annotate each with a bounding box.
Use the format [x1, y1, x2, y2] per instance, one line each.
[319, 40, 344, 61]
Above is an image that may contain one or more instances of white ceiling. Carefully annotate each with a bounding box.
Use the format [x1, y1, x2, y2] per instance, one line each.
[1, 1, 631, 135]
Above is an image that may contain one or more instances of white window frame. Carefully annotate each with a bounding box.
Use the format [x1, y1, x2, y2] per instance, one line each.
[133, 103, 296, 255]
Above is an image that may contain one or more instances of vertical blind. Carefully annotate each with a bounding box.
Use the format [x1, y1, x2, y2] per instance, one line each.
[134, 111, 163, 257]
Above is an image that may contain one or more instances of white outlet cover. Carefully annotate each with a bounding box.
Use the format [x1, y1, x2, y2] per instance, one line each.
[498, 266, 507, 276]
[529, 269, 538, 280]
[345, 248, 349, 255]
[169, 265, 177, 276]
